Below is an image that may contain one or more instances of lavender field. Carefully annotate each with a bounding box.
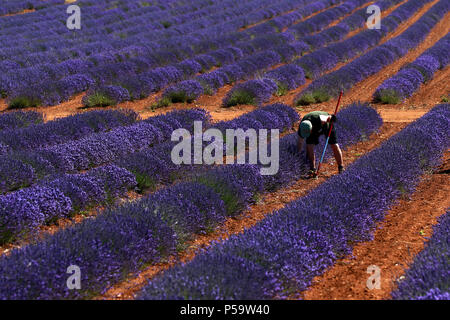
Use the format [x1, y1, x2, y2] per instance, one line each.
[0, 0, 448, 304]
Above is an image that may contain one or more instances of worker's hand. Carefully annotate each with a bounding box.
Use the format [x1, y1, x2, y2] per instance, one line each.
[331, 115, 337, 123]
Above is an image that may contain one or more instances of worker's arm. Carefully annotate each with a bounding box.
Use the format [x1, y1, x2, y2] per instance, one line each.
[297, 136, 304, 152]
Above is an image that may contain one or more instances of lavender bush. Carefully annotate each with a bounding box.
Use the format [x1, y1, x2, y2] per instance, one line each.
[1, 0, 313, 108]
[36, 108, 208, 173]
[0, 109, 139, 152]
[223, 79, 278, 107]
[118, 103, 299, 191]
[162, 80, 205, 103]
[264, 64, 305, 95]
[0, 164, 136, 244]
[0, 110, 43, 132]
[0, 179, 226, 299]
[82, 85, 131, 108]
[392, 210, 450, 300]
[374, 33, 450, 103]
[0, 158, 36, 193]
[227, 0, 406, 104]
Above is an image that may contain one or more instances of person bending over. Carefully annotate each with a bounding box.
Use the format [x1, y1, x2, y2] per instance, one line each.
[297, 111, 344, 177]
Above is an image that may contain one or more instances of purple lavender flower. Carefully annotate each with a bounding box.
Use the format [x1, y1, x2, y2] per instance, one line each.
[40, 174, 106, 212]
[265, 64, 305, 94]
[0, 110, 43, 132]
[175, 59, 202, 78]
[162, 80, 204, 103]
[0, 158, 36, 193]
[82, 85, 131, 108]
[374, 68, 424, 103]
[223, 79, 277, 107]
[88, 165, 137, 200]
[0, 194, 42, 244]
[143, 182, 226, 241]
[193, 54, 217, 72]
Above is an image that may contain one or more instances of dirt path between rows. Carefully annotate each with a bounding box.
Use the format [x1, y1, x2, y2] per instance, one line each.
[97, 121, 407, 300]
[302, 151, 450, 300]
[1, 9, 35, 17]
[362, 65, 449, 122]
[291, 2, 450, 115]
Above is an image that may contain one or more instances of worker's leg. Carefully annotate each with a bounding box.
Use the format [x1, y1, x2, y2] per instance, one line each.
[329, 129, 344, 173]
[331, 143, 344, 174]
[306, 144, 316, 170]
[330, 143, 343, 167]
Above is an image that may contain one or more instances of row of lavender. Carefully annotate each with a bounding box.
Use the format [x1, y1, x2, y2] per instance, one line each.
[221, 0, 406, 107]
[0, 0, 299, 52]
[0, 102, 383, 299]
[392, 209, 450, 300]
[162, 0, 385, 107]
[0, 104, 299, 245]
[0, 0, 235, 67]
[116, 104, 299, 192]
[1, 0, 313, 107]
[0, 110, 43, 132]
[0, 0, 311, 100]
[0, 108, 208, 196]
[0, 0, 257, 52]
[374, 32, 450, 103]
[137, 103, 450, 300]
[10, 0, 329, 109]
[0, 165, 136, 245]
[295, 0, 449, 105]
[0, 109, 139, 154]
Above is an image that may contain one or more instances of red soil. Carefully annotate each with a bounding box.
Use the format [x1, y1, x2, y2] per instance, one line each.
[1, 9, 35, 17]
[302, 152, 450, 300]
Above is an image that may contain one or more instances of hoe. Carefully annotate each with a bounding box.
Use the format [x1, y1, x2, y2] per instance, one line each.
[314, 90, 343, 178]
